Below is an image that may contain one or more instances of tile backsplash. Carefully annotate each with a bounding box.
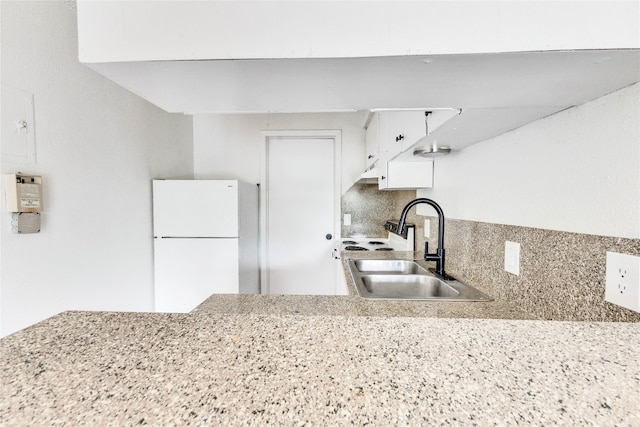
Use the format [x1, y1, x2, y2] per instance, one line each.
[341, 185, 640, 322]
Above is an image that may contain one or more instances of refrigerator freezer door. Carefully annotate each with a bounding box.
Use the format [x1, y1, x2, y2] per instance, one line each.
[153, 180, 239, 238]
[154, 238, 239, 312]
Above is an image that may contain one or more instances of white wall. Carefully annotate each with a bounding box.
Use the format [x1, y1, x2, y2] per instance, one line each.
[195, 86, 640, 240]
[418, 83, 640, 239]
[0, 1, 193, 337]
[77, 1, 639, 62]
[193, 113, 365, 195]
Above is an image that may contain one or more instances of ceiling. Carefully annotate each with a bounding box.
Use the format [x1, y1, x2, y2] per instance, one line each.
[85, 49, 640, 150]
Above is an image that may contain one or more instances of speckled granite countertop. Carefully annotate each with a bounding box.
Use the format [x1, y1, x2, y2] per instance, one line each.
[194, 251, 536, 320]
[2, 311, 639, 425]
[3, 252, 638, 425]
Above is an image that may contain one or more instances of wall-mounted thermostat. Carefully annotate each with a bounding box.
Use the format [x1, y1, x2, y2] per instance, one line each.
[5, 173, 43, 234]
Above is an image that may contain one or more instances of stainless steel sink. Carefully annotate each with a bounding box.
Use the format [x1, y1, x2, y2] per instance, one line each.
[348, 259, 492, 301]
[362, 275, 460, 298]
[354, 259, 429, 275]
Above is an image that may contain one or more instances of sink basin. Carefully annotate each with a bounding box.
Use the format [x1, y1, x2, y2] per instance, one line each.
[348, 259, 493, 301]
[361, 275, 460, 299]
[354, 259, 429, 274]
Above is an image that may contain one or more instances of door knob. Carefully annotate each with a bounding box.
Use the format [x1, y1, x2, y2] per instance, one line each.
[325, 233, 333, 240]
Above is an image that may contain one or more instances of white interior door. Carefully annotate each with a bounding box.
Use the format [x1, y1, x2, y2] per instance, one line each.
[265, 136, 339, 295]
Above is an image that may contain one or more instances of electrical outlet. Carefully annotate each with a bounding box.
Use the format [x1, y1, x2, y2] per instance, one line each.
[605, 252, 640, 312]
[504, 241, 520, 275]
[343, 214, 351, 226]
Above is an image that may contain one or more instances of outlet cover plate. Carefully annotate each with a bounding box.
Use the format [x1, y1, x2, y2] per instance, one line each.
[504, 241, 520, 276]
[605, 252, 640, 312]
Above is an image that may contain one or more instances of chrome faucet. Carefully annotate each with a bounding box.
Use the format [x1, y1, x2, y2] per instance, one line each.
[396, 198, 449, 280]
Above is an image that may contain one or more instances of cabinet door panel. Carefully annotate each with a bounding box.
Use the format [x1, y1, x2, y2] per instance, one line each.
[386, 161, 433, 189]
[401, 111, 428, 151]
[381, 112, 404, 159]
[364, 113, 379, 169]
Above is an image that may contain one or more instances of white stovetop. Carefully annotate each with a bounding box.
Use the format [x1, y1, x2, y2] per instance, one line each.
[342, 228, 415, 252]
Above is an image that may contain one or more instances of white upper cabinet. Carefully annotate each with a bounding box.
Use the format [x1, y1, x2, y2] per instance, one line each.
[378, 112, 420, 164]
[385, 111, 428, 153]
[365, 111, 434, 190]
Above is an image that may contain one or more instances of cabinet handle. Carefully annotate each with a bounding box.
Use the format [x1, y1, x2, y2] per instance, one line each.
[367, 155, 374, 159]
[381, 176, 386, 180]
[395, 134, 404, 142]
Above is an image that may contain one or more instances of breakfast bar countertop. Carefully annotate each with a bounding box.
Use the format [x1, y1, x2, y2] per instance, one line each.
[1, 311, 639, 426]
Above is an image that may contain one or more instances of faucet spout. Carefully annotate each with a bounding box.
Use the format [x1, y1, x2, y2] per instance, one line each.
[397, 198, 448, 279]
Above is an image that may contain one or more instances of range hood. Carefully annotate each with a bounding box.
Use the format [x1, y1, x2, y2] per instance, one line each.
[354, 166, 379, 185]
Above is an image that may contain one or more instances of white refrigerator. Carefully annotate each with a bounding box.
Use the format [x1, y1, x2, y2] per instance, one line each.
[152, 179, 259, 313]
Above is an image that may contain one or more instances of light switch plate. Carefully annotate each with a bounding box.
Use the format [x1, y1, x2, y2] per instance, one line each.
[1, 84, 36, 164]
[343, 214, 351, 226]
[504, 241, 520, 275]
